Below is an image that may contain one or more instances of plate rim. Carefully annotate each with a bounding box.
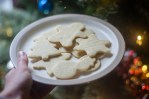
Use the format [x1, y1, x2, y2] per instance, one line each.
[10, 14, 125, 85]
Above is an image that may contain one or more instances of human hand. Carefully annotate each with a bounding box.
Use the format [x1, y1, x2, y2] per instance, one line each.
[0, 51, 55, 99]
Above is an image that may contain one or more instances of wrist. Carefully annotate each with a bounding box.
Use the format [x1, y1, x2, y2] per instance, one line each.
[0, 89, 23, 99]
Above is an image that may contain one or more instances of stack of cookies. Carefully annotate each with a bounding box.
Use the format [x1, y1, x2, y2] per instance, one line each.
[28, 22, 112, 79]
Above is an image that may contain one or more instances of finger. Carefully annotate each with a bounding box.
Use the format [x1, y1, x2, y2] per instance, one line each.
[17, 51, 28, 70]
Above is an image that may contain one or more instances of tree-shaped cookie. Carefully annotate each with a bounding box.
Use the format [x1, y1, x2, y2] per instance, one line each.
[74, 34, 111, 57]
[48, 22, 94, 47]
[28, 39, 60, 60]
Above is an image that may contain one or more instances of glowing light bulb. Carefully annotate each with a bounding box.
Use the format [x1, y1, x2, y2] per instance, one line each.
[137, 35, 142, 40]
[136, 35, 143, 46]
[146, 73, 149, 77]
[142, 65, 148, 73]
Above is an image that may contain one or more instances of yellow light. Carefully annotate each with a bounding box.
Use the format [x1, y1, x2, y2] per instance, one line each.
[137, 35, 142, 40]
[136, 40, 142, 46]
[146, 73, 149, 77]
[142, 65, 148, 73]
[136, 35, 143, 46]
[6, 27, 13, 37]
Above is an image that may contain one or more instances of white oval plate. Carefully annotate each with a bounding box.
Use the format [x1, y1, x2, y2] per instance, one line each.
[10, 14, 125, 85]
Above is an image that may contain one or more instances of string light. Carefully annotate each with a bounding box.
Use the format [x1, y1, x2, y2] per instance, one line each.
[142, 65, 148, 73]
[116, 50, 149, 98]
[136, 35, 143, 46]
[146, 73, 149, 78]
[137, 35, 142, 40]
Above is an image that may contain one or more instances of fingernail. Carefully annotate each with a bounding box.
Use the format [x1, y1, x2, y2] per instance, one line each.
[19, 51, 25, 57]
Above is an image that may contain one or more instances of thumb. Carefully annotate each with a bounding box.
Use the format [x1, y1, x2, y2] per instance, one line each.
[17, 51, 28, 69]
